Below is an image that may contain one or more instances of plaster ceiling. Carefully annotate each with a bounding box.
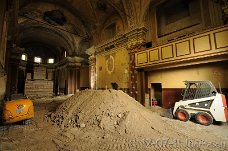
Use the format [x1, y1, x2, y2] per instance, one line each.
[18, 0, 125, 60]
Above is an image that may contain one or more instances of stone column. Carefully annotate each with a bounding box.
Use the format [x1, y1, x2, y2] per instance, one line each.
[54, 69, 60, 95]
[57, 56, 83, 94]
[89, 55, 96, 89]
[18, 61, 26, 94]
[6, 46, 24, 95]
[67, 67, 80, 94]
[86, 46, 96, 89]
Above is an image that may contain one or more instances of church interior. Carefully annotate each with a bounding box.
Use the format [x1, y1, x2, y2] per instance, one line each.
[0, 0, 228, 151]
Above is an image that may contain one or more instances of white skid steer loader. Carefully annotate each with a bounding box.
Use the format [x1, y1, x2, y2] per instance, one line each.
[164, 81, 228, 126]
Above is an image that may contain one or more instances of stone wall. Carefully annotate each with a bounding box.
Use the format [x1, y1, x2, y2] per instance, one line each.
[96, 48, 129, 89]
[25, 66, 53, 98]
[24, 80, 53, 98]
[34, 66, 46, 79]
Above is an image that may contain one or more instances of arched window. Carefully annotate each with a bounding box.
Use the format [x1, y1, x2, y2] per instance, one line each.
[48, 58, 54, 64]
[21, 53, 28, 61]
[34, 56, 42, 63]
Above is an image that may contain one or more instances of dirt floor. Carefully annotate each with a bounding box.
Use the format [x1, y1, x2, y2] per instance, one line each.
[0, 90, 228, 151]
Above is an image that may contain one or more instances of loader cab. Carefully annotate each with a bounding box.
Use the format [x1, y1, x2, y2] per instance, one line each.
[182, 81, 217, 101]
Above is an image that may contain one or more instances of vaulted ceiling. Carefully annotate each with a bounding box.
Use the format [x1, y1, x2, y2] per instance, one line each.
[17, 0, 126, 61]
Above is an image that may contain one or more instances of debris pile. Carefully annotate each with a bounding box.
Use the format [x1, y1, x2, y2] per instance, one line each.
[49, 89, 164, 137]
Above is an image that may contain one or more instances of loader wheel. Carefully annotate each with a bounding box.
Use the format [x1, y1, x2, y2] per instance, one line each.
[176, 109, 190, 122]
[195, 112, 213, 126]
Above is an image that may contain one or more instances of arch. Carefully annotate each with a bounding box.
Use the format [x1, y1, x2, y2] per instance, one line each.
[17, 23, 75, 56]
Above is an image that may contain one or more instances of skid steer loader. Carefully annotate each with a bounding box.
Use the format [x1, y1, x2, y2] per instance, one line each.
[164, 81, 228, 126]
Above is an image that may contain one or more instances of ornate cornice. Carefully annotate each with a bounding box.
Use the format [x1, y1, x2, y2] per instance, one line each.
[126, 41, 146, 53]
[125, 26, 147, 53]
[88, 55, 96, 64]
[56, 56, 84, 70]
[92, 26, 148, 55]
[95, 34, 128, 54]
[125, 26, 148, 40]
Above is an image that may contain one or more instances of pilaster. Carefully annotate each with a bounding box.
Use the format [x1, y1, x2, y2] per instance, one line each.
[126, 26, 147, 104]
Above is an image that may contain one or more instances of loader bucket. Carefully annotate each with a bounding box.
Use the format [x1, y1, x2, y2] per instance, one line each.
[160, 108, 174, 119]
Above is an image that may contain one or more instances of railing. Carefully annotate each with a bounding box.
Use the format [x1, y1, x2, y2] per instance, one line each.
[135, 25, 228, 68]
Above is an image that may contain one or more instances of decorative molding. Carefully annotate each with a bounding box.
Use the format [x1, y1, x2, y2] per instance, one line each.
[193, 34, 212, 53]
[106, 55, 114, 74]
[149, 49, 160, 62]
[56, 56, 84, 70]
[95, 34, 127, 54]
[127, 41, 146, 53]
[161, 45, 174, 60]
[94, 26, 148, 55]
[137, 52, 148, 64]
[85, 46, 96, 55]
[152, 25, 228, 49]
[134, 25, 228, 69]
[214, 29, 228, 49]
[175, 40, 191, 57]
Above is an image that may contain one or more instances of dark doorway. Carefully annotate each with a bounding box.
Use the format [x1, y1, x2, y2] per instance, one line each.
[151, 83, 162, 106]
[17, 69, 25, 94]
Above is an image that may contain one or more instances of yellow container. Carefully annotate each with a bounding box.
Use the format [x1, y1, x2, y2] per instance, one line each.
[3, 98, 34, 124]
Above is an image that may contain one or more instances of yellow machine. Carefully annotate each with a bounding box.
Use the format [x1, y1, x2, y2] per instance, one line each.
[2, 94, 34, 124]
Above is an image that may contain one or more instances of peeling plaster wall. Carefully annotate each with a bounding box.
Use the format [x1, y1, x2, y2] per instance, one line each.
[96, 49, 129, 89]
[21, 2, 87, 35]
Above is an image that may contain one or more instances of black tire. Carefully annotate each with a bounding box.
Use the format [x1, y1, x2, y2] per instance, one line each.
[175, 109, 190, 122]
[195, 112, 213, 126]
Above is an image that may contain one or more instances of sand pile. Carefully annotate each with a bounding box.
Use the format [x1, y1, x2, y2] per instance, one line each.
[49, 89, 167, 137]
[31, 89, 228, 151]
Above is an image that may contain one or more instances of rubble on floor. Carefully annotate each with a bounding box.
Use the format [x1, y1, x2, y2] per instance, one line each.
[1, 90, 228, 151]
[47, 89, 228, 151]
[49, 89, 165, 137]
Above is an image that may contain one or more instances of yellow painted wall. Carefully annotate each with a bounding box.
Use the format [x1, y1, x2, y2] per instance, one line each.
[96, 48, 129, 89]
[147, 61, 228, 88]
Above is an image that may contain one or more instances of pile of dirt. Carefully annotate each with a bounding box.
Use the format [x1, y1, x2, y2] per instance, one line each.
[48, 89, 228, 151]
[49, 89, 167, 137]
